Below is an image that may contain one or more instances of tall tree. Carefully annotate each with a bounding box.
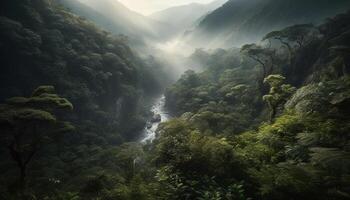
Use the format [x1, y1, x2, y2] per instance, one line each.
[241, 44, 277, 92]
[263, 24, 318, 62]
[0, 86, 74, 196]
[263, 75, 296, 122]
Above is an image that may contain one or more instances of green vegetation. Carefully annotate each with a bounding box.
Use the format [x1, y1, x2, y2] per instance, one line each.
[0, 86, 74, 198]
[263, 75, 296, 122]
[262, 24, 319, 61]
[159, 11, 350, 200]
[0, 0, 167, 199]
[1, 0, 350, 200]
[0, 0, 168, 141]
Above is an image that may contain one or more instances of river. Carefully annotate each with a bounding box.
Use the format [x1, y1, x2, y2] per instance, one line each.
[140, 95, 171, 143]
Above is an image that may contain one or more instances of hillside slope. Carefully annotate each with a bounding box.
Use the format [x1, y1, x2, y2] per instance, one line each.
[149, 0, 227, 35]
[0, 0, 161, 140]
[0, 0, 169, 199]
[159, 10, 350, 200]
[185, 0, 350, 48]
[58, 0, 172, 44]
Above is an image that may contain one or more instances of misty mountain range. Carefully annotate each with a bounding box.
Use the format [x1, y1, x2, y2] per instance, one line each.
[58, 0, 350, 51]
[184, 0, 350, 48]
[149, 0, 227, 34]
[2, 0, 350, 199]
[58, 0, 170, 44]
[58, 0, 226, 46]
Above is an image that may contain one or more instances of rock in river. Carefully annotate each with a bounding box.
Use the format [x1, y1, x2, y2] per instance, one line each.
[151, 114, 161, 123]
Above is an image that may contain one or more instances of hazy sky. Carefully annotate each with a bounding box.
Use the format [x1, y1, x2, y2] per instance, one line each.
[118, 0, 216, 15]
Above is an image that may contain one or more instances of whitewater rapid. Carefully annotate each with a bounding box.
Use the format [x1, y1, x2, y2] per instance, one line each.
[140, 95, 171, 143]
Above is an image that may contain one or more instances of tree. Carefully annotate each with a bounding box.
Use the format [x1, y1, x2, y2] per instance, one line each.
[0, 86, 74, 195]
[179, 70, 201, 88]
[154, 118, 248, 200]
[241, 44, 277, 91]
[263, 75, 296, 122]
[263, 24, 318, 61]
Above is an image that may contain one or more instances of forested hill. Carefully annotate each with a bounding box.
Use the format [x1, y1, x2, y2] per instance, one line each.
[0, 0, 168, 198]
[0, 0, 166, 140]
[185, 0, 350, 48]
[159, 10, 350, 199]
[1, 0, 350, 199]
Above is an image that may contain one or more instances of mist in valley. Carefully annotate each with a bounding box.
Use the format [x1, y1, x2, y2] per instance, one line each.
[2, 0, 350, 199]
[58, 0, 231, 80]
[58, 0, 350, 80]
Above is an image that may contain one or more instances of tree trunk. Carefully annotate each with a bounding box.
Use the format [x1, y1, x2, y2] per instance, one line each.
[269, 107, 277, 123]
[8, 140, 32, 198]
[19, 165, 26, 190]
[18, 164, 27, 200]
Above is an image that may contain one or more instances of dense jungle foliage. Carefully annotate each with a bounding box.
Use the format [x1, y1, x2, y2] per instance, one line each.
[1, 0, 350, 200]
[0, 0, 167, 199]
[161, 10, 350, 200]
[0, 0, 173, 140]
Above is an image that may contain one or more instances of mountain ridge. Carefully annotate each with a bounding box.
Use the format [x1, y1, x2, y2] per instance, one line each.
[185, 0, 350, 48]
[58, 0, 174, 44]
[149, 0, 227, 36]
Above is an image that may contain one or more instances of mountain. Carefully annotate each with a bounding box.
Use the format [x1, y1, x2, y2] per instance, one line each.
[0, 0, 175, 198]
[185, 0, 350, 48]
[0, 0, 163, 140]
[161, 10, 350, 200]
[149, 0, 227, 35]
[57, 0, 172, 44]
[2, 0, 350, 199]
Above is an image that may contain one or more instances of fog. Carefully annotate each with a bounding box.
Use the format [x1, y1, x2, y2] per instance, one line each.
[59, 0, 168, 39]
[119, 0, 218, 15]
[59, 0, 249, 81]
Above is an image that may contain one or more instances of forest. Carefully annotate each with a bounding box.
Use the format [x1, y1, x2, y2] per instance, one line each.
[0, 0, 350, 199]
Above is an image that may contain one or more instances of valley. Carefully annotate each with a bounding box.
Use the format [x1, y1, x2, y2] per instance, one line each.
[140, 95, 171, 143]
[0, 0, 350, 199]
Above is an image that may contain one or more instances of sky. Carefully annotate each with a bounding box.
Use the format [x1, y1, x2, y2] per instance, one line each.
[118, 0, 216, 15]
